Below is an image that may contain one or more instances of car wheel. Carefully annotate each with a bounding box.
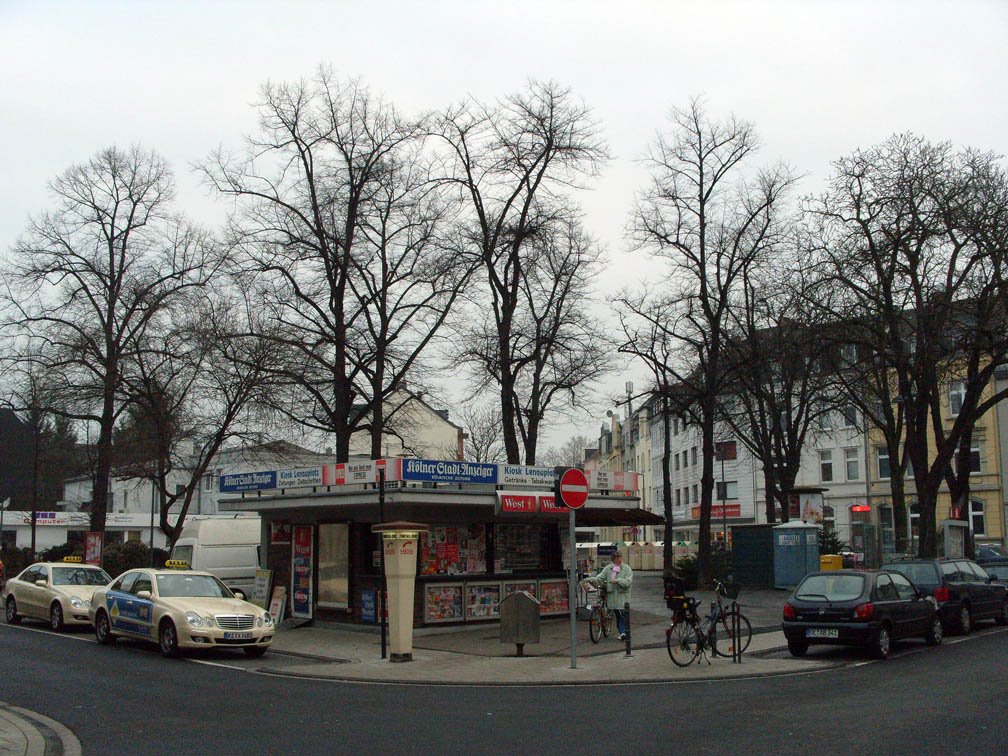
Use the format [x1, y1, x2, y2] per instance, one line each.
[872, 624, 891, 659]
[5, 597, 21, 625]
[925, 615, 943, 646]
[50, 602, 65, 632]
[94, 610, 115, 645]
[243, 646, 268, 659]
[787, 641, 808, 657]
[958, 605, 972, 635]
[159, 620, 180, 658]
[996, 600, 1008, 627]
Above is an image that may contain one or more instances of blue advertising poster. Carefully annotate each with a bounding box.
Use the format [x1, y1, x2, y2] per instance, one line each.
[360, 589, 376, 624]
[220, 470, 277, 492]
[400, 459, 498, 485]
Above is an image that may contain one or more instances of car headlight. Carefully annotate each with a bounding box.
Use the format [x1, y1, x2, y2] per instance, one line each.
[256, 616, 262, 627]
[185, 611, 204, 627]
[203, 616, 215, 628]
[70, 597, 88, 609]
[263, 612, 274, 626]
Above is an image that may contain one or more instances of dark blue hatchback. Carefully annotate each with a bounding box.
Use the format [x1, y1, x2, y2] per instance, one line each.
[882, 558, 1008, 634]
[782, 569, 942, 659]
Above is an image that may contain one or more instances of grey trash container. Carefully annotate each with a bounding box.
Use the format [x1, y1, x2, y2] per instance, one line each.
[499, 591, 540, 656]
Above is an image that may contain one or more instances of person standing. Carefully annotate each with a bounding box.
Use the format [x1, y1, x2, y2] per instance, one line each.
[585, 551, 633, 639]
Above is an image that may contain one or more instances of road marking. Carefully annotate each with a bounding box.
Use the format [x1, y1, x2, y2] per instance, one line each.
[190, 658, 246, 671]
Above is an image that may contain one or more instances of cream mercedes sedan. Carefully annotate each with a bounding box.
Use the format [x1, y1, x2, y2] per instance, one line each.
[89, 562, 274, 658]
[3, 557, 112, 630]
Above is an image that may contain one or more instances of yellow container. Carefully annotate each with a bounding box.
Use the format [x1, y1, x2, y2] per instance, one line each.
[819, 554, 843, 571]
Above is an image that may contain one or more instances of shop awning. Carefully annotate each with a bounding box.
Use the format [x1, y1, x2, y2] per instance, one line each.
[575, 508, 664, 526]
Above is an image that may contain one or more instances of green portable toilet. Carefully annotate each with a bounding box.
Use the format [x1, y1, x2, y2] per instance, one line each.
[730, 524, 775, 588]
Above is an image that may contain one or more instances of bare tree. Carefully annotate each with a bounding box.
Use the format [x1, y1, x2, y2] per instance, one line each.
[201, 68, 465, 462]
[810, 134, 1008, 557]
[458, 402, 505, 463]
[613, 293, 681, 573]
[439, 81, 609, 464]
[119, 288, 282, 544]
[537, 433, 593, 468]
[629, 99, 795, 585]
[4, 146, 222, 533]
[2, 365, 84, 554]
[719, 240, 839, 525]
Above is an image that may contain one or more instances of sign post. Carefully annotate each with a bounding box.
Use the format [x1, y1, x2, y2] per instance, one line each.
[714, 440, 737, 549]
[554, 467, 588, 670]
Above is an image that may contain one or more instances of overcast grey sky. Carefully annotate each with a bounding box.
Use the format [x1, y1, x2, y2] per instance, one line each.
[2, 0, 1006, 451]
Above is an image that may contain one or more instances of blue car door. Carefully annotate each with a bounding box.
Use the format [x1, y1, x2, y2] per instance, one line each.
[106, 572, 146, 637]
[126, 573, 155, 638]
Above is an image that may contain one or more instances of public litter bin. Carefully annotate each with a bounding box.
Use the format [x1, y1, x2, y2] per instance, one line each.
[628, 542, 643, 570]
[819, 554, 843, 571]
[499, 591, 540, 656]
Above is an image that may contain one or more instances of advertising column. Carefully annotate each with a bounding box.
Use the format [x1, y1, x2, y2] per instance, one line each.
[372, 521, 428, 662]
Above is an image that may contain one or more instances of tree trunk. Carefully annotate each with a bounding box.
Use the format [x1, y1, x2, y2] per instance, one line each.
[696, 401, 716, 587]
[661, 397, 674, 574]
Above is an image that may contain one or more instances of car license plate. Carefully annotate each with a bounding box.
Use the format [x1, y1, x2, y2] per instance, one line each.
[224, 632, 253, 640]
[806, 628, 838, 639]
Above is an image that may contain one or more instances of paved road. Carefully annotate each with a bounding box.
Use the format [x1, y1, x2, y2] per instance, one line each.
[2, 618, 1006, 754]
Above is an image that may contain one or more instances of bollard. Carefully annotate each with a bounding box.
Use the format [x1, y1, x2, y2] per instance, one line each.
[731, 600, 741, 664]
[623, 602, 632, 657]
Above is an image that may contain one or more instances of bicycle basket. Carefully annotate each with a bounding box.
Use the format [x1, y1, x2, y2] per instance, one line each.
[670, 596, 693, 621]
[663, 575, 686, 599]
[721, 581, 741, 600]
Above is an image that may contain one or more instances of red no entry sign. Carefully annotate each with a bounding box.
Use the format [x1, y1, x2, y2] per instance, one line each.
[557, 467, 589, 509]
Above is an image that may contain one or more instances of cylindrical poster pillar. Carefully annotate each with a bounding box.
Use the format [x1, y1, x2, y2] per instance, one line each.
[371, 521, 428, 662]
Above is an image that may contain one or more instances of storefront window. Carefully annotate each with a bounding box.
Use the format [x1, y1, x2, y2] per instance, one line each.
[318, 523, 349, 608]
[494, 524, 555, 573]
[419, 525, 487, 576]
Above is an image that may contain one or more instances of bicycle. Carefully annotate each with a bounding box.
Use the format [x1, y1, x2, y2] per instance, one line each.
[665, 578, 752, 666]
[581, 580, 615, 643]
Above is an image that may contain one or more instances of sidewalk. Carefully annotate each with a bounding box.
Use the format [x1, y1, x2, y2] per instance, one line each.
[0, 702, 81, 756]
[262, 586, 829, 685]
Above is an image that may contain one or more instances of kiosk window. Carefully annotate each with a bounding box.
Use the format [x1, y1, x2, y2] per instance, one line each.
[317, 523, 349, 609]
[495, 524, 555, 572]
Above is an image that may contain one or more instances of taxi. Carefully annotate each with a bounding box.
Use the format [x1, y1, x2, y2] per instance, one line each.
[3, 557, 112, 630]
[89, 561, 274, 658]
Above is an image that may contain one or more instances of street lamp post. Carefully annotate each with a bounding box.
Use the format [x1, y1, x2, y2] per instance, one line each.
[721, 454, 727, 546]
[714, 440, 737, 550]
[150, 482, 156, 566]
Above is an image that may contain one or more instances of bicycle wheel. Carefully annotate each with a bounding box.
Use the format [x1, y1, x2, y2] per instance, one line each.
[601, 608, 614, 638]
[589, 606, 604, 643]
[711, 609, 752, 657]
[666, 619, 701, 667]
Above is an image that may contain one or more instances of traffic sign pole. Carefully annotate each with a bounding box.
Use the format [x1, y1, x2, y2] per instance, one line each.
[569, 505, 577, 670]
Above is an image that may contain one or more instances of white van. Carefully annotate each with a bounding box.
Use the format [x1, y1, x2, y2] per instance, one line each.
[169, 516, 261, 597]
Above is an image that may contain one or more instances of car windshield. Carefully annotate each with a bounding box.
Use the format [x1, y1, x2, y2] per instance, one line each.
[52, 567, 112, 586]
[978, 544, 1007, 558]
[156, 574, 233, 598]
[883, 562, 939, 587]
[795, 574, 864, 601]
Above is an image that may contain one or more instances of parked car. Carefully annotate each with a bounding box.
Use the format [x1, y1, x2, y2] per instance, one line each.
[976, 558, 1008, 583]
[782, 569, 942, 659]
[976, 543, 1007, 561]
[3, 557, 112, 630]
[882, 557, 1008, 633]
[89, 561, 274, 658]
